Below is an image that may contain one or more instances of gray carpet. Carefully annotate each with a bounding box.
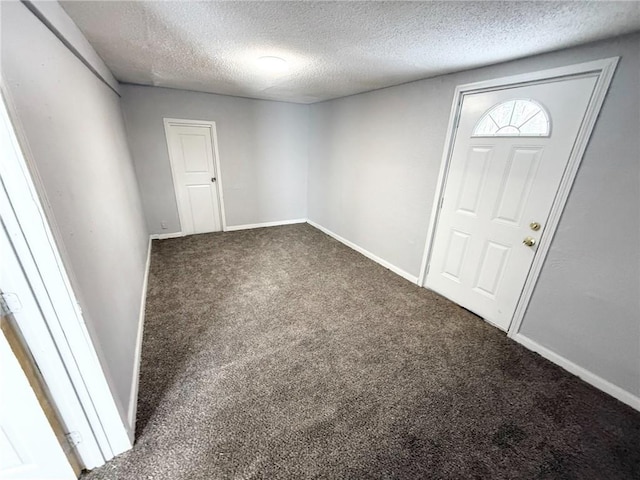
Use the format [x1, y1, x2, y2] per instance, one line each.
[86, 224, 639, 479]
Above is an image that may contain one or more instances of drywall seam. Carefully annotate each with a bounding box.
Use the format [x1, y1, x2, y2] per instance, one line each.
[22, 0, 120, 96]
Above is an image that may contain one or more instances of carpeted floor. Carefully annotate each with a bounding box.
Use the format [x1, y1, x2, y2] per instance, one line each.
[85, 223, 639, 479]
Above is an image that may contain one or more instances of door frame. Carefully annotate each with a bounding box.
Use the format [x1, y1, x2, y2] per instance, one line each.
[0, 88, 131, 468]
[163, 118, 227, 234]
[418, 57, 619, 336]
[0, 324, 76, 479]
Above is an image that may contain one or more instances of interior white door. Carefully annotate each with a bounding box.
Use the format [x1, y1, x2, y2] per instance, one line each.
[166, 122, 222, 235]
[0, 330, 75, 480]
[426, 75, 598, 331]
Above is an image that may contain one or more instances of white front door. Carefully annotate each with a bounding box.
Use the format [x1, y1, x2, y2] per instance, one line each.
[165, 121, 223, 235]
[426, 75, 598, 331]
[0, 330, 75, 480]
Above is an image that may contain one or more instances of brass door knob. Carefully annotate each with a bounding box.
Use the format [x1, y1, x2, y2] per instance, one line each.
[523, 237, 536, 247]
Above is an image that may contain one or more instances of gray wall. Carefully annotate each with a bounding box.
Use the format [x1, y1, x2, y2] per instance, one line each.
[308, 80, 432, 278]
[27, 0, 120, 93]
[1, 1, 148, 427]
[120, 85, 309, 234]
[308, 34, 640, 398]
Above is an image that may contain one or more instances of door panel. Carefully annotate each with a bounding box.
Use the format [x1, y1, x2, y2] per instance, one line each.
[0, 331, 75, 480]
[456, 146, 492, 215]
[187, 185, 218, 233]
[427, 75, 598, 330]
[474, 241, 509, 298]
[442, 230, 469, 282]
[166, 123, 222, 235]
[493, 147, 542, 225]
[180, 134, 209, 173]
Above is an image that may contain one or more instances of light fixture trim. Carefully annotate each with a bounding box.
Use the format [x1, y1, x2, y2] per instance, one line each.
[256, 55, 289, 72]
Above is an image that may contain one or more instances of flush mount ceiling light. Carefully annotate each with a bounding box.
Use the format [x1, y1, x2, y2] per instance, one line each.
[256, 56, 288, 73]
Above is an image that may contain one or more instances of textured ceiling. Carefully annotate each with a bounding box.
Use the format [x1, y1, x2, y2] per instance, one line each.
[60, 1, 640, 104]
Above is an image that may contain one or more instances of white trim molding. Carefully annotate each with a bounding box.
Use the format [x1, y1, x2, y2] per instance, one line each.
[150, 231, 184, 240]
[225, 218, 307, 232]
[126, 236, 152, 439]
[307, 220, 419, 284]
[506, 58, 618, 336]
[152, 219, 308, 236]
[417, 57, 619, 338]
[513, 334, 640, 412]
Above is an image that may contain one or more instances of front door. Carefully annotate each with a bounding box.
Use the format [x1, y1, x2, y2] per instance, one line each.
[426, 75, 598, 330]
[165, 121, 223, 235]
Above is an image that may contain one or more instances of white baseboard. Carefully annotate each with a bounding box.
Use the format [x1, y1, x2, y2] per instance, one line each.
[151, 220, 307, 237]
[306, 220, 419, 284]
[126, 236, 152, 439]
[149, 231, 184, 240]
[225, 218, 307, 232]
[512, 333, 640, 412]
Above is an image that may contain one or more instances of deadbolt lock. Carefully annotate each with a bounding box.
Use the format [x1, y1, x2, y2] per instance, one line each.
[523, 236, 536, 247]
[529, 222, 541, 231]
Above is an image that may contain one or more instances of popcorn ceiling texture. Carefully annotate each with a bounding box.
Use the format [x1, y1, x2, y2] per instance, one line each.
[61, 1, 640, 104]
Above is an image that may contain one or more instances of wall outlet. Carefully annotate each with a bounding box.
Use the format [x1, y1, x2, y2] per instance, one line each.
[160, 221, 168, 230]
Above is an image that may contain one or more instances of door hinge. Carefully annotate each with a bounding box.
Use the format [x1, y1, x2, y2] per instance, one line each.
[438, 197, 445, 210]
[64, 431, 82, 453]
[0, 292, 22, 315]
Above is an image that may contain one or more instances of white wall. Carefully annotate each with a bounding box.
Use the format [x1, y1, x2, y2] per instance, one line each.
[1, 1, 148, 429]
[120, 85, 309, 234]
[308, 34, 640, 400]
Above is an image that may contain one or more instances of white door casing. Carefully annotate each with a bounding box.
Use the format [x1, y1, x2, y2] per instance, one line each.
[422, 58, 618, 332]
[0, 331, 75, 480]
[164, 119, 225, 235]
[1, 87, 131, 468]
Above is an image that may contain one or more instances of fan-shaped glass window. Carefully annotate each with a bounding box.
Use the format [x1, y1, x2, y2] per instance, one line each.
[472, 99, 550, 137]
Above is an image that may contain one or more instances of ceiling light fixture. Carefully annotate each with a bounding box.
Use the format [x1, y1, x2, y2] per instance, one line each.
[256, 56, 288, 73]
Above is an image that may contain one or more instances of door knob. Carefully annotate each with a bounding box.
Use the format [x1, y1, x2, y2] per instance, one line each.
[523, 237, 536, 247]
[211, 177, 216, 182]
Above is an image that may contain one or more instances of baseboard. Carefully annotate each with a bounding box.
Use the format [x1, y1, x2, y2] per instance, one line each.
[126, 236, 152, 439]
[306, 220, 419, 284]
[225, 218, 307, 232]
[512, 333, 640, 412]
[150, 220, 307, 236]
[149, 231, 184, 240]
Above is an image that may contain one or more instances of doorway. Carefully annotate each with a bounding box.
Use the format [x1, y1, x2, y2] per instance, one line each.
[164, 119, 226, 235]
[420, 58, 618, 333]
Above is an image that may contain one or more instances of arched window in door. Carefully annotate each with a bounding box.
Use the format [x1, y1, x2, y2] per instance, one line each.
[472, 99, 550, 137]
